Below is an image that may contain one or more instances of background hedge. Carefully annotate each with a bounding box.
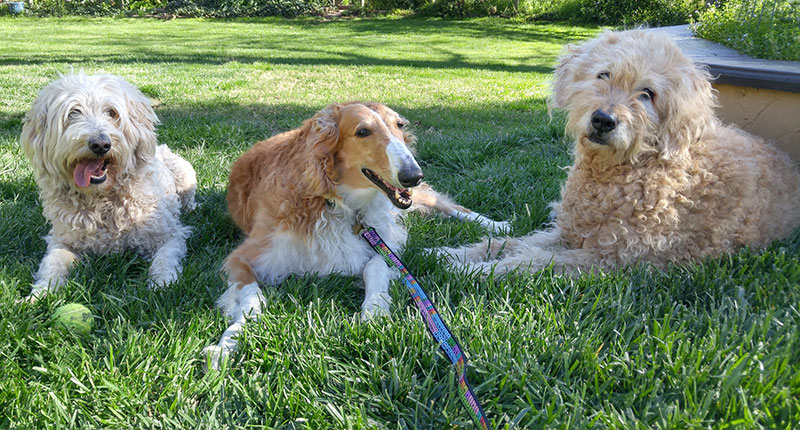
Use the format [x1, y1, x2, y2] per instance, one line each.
[693, 0, 800, 61]
[10, 0, 706, 25]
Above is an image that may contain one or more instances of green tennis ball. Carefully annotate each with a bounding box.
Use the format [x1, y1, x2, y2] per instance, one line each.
[51, 303, 94, 335]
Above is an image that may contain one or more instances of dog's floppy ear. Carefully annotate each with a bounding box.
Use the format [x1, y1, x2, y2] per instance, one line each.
[302, 104, 341, 197]
[548, 42, 586, 111]
[20, 91, 56, 181]
[114, 75, 159, 164]
[20, 104, 45, 170]
[657, 64, 717, 159]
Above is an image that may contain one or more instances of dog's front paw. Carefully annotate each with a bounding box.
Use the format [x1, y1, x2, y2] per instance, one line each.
[147, 268, 179, 289]
[147, 276, 175, 290]
[202, 345, 231, 371]
[486, 220, 511, 235]
[25, 280, 56, 302]
[361, 293, 391, 321]
[23, 292, 41, 303]
[455, 211, 511, 235]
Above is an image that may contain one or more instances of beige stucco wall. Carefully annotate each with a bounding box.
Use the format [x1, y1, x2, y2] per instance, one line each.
[714, 83, 800, 162]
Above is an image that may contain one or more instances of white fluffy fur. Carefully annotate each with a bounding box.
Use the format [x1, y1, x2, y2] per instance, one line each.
[205, 187, 406, 366]
[20, 73, 197, 299]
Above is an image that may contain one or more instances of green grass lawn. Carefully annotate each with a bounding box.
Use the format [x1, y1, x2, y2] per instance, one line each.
[1, 16, 798, 429]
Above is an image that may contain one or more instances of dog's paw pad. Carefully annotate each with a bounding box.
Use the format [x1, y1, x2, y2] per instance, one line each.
[24, 288, 47, 303]
[360, 295, 391, 322]
[147, 279, 167, 290]
[147, 271, 178, 289]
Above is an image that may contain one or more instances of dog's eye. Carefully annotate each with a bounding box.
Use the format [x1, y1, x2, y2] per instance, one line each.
[356, 128, 372, 138]
[639, 88, 655, 102]
[597, 71, 610, 80]
[107, 109, 118, 119]
[397, 121, 405, 129]
[68, 109, 81, 119]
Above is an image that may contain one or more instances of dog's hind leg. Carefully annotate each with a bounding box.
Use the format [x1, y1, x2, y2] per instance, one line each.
[203, 242, 264, 371]
[411, 183, 509, 234]
[462, 245, 595, 275]
[432, 227, 563, 265]
[28, 237, 80, 300]
[158, 145, 197, 211]
[203, 282, 265, 371]
[433, 235, 521, 265]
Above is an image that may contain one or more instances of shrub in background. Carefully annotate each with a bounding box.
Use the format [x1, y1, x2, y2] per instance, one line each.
[198, 0, 328, 17]
[21, 0, 708, 22]
[570, 0, 704, 26]
[416, 0, 557, 18]
[28, 0, 121, 16]
[694, 0, 800, 61]
[361, 0, 428, 11]
[416, 0, 519, 17]
[27, 0, 326, 16]
[416, 0, 704, 23]
[128, 0, 169, 14]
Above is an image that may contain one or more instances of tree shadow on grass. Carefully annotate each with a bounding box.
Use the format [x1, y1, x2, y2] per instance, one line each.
[0, 43, 555, 74]
[153, 98, 559, 148]
[0, 95, 572, 315]
[0, 17, 595, 74]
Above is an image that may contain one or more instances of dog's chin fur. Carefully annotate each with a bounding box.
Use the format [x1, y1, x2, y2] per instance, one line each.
[435, 29, 800, 274]
[20, 73, 197, 298]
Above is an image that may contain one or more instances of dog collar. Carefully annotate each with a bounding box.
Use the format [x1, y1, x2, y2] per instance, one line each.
[351, 210, 365, 235]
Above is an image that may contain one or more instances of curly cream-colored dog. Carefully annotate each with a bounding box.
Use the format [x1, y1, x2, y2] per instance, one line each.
[436, 30, 800, 274]
[20, 73, 197, 299]
[203, 102, 507, 368]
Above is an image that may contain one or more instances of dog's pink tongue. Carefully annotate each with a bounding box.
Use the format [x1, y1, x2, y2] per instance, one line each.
[73, 159, 104, 188]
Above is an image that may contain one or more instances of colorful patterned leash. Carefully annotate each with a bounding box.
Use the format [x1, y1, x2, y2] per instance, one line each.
[360, 226, 490, 430]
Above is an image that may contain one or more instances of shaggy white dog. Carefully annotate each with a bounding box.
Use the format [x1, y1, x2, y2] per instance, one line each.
[20, 73, 197, 299]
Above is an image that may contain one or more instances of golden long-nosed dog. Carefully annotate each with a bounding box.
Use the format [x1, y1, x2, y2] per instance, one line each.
[203, 102, 507, 368]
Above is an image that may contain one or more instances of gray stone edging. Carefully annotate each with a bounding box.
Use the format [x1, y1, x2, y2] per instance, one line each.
[649, 25, 800, 94]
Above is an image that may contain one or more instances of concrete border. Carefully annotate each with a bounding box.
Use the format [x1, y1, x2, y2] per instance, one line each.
[649, 25, 800, 94]
[648, 25, 800, 162]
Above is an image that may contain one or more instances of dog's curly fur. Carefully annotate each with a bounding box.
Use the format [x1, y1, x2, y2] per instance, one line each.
[20, 73, 197, 299]
[436, 30, 800, 273]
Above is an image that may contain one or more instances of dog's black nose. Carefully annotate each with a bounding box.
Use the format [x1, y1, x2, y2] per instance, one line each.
[591, 110, 617, 133]
[88, 134, 112, 156]
[398, 166, 424, 188]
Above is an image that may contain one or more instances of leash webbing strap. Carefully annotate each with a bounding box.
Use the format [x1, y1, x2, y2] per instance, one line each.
[360, 227, 490, 430]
